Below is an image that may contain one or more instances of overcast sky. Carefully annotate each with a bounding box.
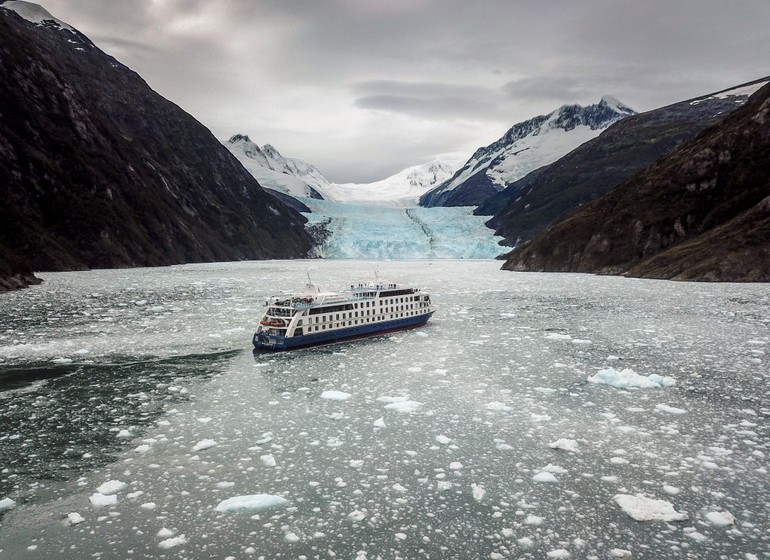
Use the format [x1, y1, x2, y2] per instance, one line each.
[40, 0, 770, 182]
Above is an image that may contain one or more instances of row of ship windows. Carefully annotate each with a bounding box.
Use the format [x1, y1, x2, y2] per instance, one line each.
[302, 309, 426, 332]
[302, 301, 430, 325]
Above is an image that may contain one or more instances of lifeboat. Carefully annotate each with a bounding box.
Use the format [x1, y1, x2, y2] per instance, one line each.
[260, 319, 286, 327]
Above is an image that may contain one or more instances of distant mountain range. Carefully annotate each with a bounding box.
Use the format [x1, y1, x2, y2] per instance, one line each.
[419, 96, 636, 207]
[481, 78, 769, 248]
[224, 136, 458, 208]
[0, 1, 311, 290]
[502, 81, 770, 281]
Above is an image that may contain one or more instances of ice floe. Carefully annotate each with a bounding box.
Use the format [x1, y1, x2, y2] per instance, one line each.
[549, 438, 579, 452]
[614, 494, 688, 521]
[0, 497, 16, 511]
[588, 368, 676, 389]
[320, 390, 352, 401]
[214, 494, 288, 512]
[192, 439, 218, 451]
[704, 510, 736, 526]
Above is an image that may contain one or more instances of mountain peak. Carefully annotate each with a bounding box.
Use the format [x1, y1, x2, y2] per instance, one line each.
[599, 95, 635, 115]
[228, 133, 252, 144]
[420, 97, 637, 207]
[261, 144, 282, 159]
[0, 0, 73, 31]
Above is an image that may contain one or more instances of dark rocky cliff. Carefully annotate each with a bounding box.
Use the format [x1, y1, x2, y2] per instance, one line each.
[0, 6, 312, 290]
[482, 78, 769, 247]
[502, 83, 770, 281]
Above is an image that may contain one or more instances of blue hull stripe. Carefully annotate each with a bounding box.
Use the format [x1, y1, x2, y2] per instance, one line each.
[253, 312, 434, 351]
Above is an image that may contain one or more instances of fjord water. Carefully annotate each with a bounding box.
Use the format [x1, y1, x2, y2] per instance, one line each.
[0, 260, 768, 559]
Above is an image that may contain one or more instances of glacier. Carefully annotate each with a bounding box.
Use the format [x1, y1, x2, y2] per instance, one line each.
[302, 197, 505, 259]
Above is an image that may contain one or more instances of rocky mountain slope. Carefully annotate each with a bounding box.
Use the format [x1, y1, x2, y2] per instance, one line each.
[502, 82, 770, 281]
[0, 2, 312, 290]
[481, 78, 769, 247]
[419, 96, 635, 207]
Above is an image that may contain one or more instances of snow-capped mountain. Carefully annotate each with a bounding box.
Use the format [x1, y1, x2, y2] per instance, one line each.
[225, 134, 329, 199]
[320, 159, 461, 207]
[1, 0, 73, 30]
[419, 96, 636, 207]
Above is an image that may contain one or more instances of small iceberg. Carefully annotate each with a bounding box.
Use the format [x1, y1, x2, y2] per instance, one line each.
[214, 494, 288, 512]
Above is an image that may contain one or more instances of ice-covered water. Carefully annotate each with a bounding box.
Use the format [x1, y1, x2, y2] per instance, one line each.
[0, 260, 768, 559]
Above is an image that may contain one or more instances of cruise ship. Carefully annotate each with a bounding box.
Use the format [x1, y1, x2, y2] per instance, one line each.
[253, 280, 436, 351]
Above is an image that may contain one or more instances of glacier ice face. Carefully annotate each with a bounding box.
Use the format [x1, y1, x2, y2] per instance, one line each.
[303, 198, 504, 259]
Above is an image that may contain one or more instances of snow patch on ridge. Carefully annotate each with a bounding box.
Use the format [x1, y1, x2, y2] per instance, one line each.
[1, 1, 73, 30]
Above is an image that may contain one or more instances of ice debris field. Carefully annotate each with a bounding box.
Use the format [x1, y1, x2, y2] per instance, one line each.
[0, 260, 767, 559]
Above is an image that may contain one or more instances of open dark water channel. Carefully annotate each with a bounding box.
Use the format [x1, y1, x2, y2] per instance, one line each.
[0, 261, 767, 559]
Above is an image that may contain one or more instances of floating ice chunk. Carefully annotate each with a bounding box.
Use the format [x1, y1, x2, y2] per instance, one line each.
[260, 454, 276, 467]
[285, 532, 300, 542]
[704, 510, 736, 526]
[192, 439, 218, 451]
[541, 463, 567, 474]
[392, 483, 407, 493]
[96, 480, 126, 495]
[518, 536, 534, 547]
[532, 413, 552, 422]
[533, 472, 558, 483]
[214, 494, 288, 512]
[255, 432, 273, 445]
[571, 339, 592, 345]
[52, 357, 73, 364]
[486, 401, 512, 412]
[524, 514, 544, 525]
[157, 528, 174, 538]
[549, 438, 579, 453]
[158, 535, 188, 549]
[140, 502, 157, 510]
[66, 512, 85, 525]
[407, 366, 423, 373]
[348, 510, 366, 522]
[373, 417, 386, 428]
[544, 333, 572, 340]
[377, 395, 408, 403]
[321, 390, 352, 401]
[685, 530, 708, 542]
[384, 400, 423, 413]
[0, 497, 16, 511]
[614, 494, 688, 521]
[197, 417, 212, 424]
[116, 429, 132, 439]
[89, 493, 117, 507]
[135, 444, 151, 453]
[435, 435, 451, 445]
[471, 483, 486, 501]
[609, 549, 631, 558]
[655, 403, 686, 414]
[449, 461, 463, 470]
[588, 368, 675, 389]
[662, 485, 680, 495]
[547, 549, 570, 558]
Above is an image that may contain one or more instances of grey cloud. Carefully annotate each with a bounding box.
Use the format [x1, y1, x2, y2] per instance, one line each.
[354, 94, 499, 121]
